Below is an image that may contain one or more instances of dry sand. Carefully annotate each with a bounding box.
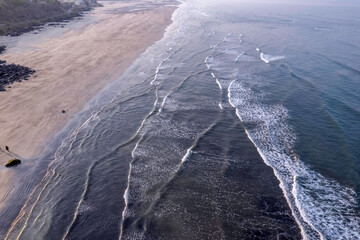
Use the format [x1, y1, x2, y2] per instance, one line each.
[0, 1, 176, 163]
[0, 0, 177, 205]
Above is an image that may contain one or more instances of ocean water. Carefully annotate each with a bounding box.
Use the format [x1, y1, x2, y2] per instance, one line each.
[1, 0, 360, 239]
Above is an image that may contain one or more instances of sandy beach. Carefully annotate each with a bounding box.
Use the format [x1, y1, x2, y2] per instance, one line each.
[0, 1, 175, 163]
[0, 0, 176, 205]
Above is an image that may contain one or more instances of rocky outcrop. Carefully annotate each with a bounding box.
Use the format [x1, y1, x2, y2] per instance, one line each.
[0, 46, 5, 54]
[5, 159, 21, 167]
[0, 63, 35, 91]
[59, 0, 101, 8]
[0, 44, 36, 90]
[0, 0, 100, 36]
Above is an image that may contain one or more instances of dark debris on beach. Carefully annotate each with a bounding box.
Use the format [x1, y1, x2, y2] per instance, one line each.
[0, 45, 6, 54]
[0, 45, 36, 91]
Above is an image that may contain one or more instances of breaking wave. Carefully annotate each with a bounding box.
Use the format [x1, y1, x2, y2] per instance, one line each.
[207, 32, 360, 240]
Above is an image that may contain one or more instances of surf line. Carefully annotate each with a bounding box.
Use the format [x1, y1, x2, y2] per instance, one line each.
[119, 85, 160, 239]
[5, 76, 142, 239]
[157, 69, 208, 115]
[7, 112, 107, 238]
[150, 59, 167, 85]
[181, 122, 216, 163]
[61, 164, 93, 240]
[292, 175, 325, 240]
[150, 47, 181, 86]
[63, 92, 165, 239]
[226, 79, 321, 240]
[62, 92, 160, 239]
[6, 170, 56, 240]
[32, 173, 61, 227]
[120, 66, 215, 238]
[223, 32, 233, 42]
[205, 55, 224, 111]
[120, 66, 210, 237]
[137, 122, 218, 222]
[4, 109, 100, 239]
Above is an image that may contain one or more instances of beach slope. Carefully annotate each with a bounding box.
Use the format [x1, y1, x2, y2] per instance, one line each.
[0, 0, 176, 207]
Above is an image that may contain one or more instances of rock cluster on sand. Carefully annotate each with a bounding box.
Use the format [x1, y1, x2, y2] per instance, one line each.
[0, 63, 36, 91]
[0, 45, 6, 54]
[5, 159, 21, 167]
[0, 45, 36, 91]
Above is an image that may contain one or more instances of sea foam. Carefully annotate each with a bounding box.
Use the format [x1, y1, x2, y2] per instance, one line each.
[260, 52, 285, 63]
[207, 32, 360, 240]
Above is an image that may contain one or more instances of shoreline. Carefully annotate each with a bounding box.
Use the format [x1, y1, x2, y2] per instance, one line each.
[0, 0, 177, 209]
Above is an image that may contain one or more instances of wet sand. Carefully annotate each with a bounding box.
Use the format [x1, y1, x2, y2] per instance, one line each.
[0, 0, 176, 206]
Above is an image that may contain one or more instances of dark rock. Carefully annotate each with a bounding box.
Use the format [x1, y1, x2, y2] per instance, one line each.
[62, 110, 66, 113]
[0, 46, 5, 54]
[0, 63, 35, 91]
[5, 158, 21, 167]
[48, 23, 60, 26]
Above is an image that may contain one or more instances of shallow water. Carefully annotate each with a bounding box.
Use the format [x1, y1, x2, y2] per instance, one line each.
[1, 0, 360, 239]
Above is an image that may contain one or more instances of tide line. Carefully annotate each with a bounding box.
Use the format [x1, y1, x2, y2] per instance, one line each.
[119, 87, 159, 239]
[5, 83, 129, 238]
[136, 122, 218, 223]
[61, 164, 94, 240]
[157, 70, 208, 116]
[181, 122, 216, 163]
[9, 170, 56, 240]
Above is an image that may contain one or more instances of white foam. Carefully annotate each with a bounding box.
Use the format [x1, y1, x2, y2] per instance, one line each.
[218, 102, 223, 110]
[181, 148, 192, 162]
[196, 10, 209, 17]
[215, 79, 222, 90]
[150, 63, 161, 85]
[315, 27, 332, 31]
[209, 70, 223, 90]
[228, 79, 360, 240]
[120, 87, 160, 238]
[151, 56, 172, 85]
[207, 32, 360, 239]
[157, 95, 168, 115]
[223, 33, 233, 42]
[235, 53, 243, 62]
[260, 52, 285, 63]
[205, 56, 212, 69]
[181, 123, 216, 163]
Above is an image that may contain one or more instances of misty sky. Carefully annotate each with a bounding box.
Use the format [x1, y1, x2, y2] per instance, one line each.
[194, 0, 360, 7]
